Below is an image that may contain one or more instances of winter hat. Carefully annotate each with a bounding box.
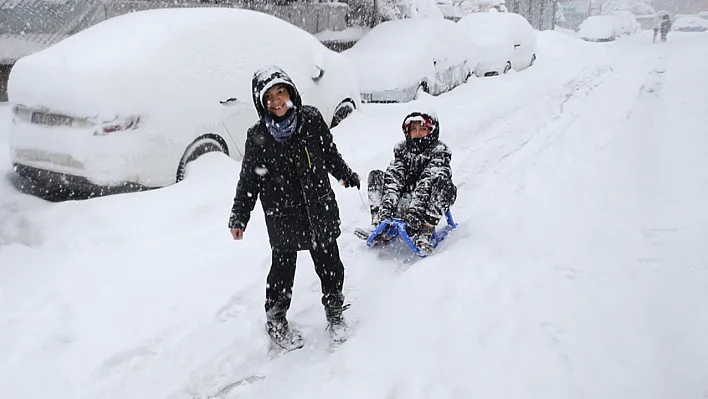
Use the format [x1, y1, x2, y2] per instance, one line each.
[403, 114, 436, 135]
[252, 66, 303, 142]
[401, 110, 440, 154]
[251, 65, 303, 120]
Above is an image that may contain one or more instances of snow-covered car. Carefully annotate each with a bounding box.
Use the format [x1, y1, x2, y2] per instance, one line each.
[577, 15, 618, 42]
[342, 18, 474, 103]
[457, 11, 537, 77]
[672, 16, 708, 32]
[7, 8, 361, 195]
[609, 11, 640, 35]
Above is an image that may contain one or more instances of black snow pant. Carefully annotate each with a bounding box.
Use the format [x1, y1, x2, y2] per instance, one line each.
[367, 169, 457, 228]
[265, 240, 345, 322]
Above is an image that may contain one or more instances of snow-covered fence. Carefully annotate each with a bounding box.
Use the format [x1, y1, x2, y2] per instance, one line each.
[0, 0, 104, 63]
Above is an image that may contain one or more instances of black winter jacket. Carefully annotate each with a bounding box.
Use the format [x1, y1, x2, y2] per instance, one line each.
[380, 112, 454, 229]
[228, 66, 355, 251]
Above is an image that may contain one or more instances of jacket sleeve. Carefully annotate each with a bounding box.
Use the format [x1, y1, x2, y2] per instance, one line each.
[405, 144, 452, 226]
[379, 143, 408, 218]
[228, 128, 262, 230]
[313, 108, 354, 182]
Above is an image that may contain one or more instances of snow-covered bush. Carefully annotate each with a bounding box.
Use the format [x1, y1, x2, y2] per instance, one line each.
[377, 0, 445, 20]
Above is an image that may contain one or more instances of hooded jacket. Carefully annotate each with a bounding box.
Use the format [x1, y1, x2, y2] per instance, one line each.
[228, 66, 356, 251]
[652, 16, 663, 29]
[379, 111, 454, 229]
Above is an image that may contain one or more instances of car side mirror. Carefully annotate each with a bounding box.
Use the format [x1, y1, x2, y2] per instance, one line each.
[312, 66, 325, 82]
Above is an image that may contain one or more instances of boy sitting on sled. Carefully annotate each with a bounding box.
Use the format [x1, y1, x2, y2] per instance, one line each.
[355, 110, 457, 255]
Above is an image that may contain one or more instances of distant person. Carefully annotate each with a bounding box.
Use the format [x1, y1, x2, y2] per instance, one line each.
[652, 14, 663, 42]
[660, 14, 671, 42]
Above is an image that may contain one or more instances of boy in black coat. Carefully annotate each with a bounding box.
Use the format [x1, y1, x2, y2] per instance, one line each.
[228, 66, 360, 349]
[356, 110, 457, 255]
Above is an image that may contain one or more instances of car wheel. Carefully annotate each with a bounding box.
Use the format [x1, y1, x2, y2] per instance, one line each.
[529, 54, 537, 67]
[176, 135, 228, 182]
[330, 99, 356, 128]
[503, 61, 512, 74]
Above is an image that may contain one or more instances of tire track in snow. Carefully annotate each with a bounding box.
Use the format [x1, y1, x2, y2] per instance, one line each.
[452, 63, 614, 191]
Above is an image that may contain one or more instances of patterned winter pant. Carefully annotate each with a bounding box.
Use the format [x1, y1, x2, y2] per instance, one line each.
[366, 169, 457, 227]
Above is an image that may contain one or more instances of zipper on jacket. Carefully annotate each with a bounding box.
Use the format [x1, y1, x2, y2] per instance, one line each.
[293, 139, 316, 246]
[304, 146, 312, 169]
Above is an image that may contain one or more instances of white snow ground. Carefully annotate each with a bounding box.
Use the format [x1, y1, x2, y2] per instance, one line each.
[1, 30, 707, 399]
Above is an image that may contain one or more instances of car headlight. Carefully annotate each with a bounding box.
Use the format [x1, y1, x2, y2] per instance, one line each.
[94, 116, 141, 136]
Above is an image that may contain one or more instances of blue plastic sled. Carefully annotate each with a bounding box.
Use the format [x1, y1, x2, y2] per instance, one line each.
[365, 210, 459, 258]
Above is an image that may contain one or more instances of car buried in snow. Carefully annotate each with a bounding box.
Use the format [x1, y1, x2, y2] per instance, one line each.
[342, 18, 476, 103]
[672, 16, 708, 32]
[577, 15, 619, 42]
[457, 11, 538, 77]
[608, 11, 641, 36]
[7, 8, 361, 198]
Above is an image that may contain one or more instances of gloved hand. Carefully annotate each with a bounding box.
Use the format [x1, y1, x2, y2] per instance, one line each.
[340, 172, 360, 189]
[404, 211, 423, 233]
[374, 209, 392, 226]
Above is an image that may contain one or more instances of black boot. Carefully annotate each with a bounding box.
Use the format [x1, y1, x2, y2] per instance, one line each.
[413, 222, 436, 256]
[325, 304, 350, 345]
[266, 316, 304, 351]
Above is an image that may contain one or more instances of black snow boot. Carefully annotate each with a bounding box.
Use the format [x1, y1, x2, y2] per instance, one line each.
[413, 223, 437, 256]
[325, 304, 350, 345]
[266, 317, 304, 351]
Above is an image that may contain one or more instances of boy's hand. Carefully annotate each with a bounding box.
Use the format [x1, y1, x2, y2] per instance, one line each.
[375, 210, 392, 226]
[230, 228, 244, 240]
[340, 172, 361, 189]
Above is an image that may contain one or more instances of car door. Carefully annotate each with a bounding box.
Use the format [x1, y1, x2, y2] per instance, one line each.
[304, 45, 329, 120]
[511, 18, 532, 69]
[220, 98, 259, 160]
[432, 23, 463, 94]
[432, 54, 452, 94]
[308, 60, 334, 124]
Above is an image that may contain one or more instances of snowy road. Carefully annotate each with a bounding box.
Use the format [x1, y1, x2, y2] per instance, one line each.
[1, 31, 707, 399]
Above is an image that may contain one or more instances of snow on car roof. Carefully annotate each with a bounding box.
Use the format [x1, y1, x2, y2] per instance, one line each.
[578, 14, 617, 36]
[8, 8, 325, 127]
[17, 8, 318, 69]
[458, 12, 532, 45]
[350, 18, 453, 50]
[343, 18, 465, 92]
